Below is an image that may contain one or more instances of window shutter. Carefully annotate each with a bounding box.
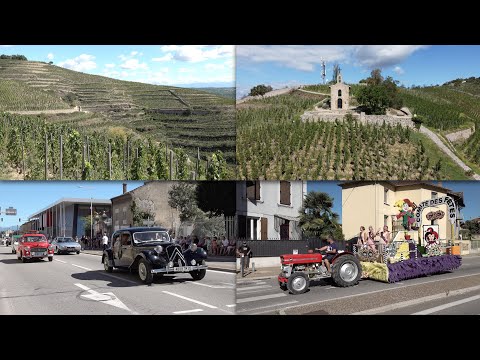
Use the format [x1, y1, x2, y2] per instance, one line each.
[246, 181, 255, 201]
[261, 217, 268, 240]
[255, 181, 261, 200]
[280, 181, 291, 205]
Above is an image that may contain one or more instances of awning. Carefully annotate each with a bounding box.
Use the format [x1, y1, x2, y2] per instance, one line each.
[274, 214, 299, 222]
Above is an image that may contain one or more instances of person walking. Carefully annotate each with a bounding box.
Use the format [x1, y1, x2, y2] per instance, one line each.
[102, 232, 109, 250]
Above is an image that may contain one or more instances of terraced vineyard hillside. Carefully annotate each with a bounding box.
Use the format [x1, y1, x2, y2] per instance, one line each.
[237, 90, 470, 180]
[398, 83, 480, 167]
[0, 59, 235, 170]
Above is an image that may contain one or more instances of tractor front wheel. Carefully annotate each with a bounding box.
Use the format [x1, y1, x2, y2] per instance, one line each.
[287, 272, 309, 295]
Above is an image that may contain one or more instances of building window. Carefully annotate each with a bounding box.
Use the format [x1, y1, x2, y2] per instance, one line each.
[337, 98, 342, 109]
[279, 181, 291, 206]
[338, 89, 342, 97]
[122, 207, 127, 212]
[431, 191, 438, 199]
[246, 181, 261, 201]
[115, 220, 119, 226]
[114, 208, 119, 214]
[280, 220, 290, 240]
[384, 215, 388, 227]
[384, 188, 389, 204]
[246, 217, 258, 240]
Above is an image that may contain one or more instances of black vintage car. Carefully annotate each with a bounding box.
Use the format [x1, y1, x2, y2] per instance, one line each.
[101, 227, 208, 284]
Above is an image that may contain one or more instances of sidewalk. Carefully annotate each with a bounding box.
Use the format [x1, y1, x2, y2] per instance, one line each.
[236, 266, 279, 281]
[81, 250, 235, 273]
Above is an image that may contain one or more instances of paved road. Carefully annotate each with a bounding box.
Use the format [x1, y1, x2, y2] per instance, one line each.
[236, 255, 480, 315]
[0, 246, 235, 315]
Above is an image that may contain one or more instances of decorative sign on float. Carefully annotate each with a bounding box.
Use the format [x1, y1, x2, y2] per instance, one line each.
[414, 196, 456, 225]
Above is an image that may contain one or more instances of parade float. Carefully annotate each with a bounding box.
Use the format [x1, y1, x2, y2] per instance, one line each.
[355, 196, 462, 283]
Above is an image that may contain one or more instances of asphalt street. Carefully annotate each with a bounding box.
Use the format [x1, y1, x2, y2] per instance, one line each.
[236, 255, 480, 315]
[0, 246, 235, 315]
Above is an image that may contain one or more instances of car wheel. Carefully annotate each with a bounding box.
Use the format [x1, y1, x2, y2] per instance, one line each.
[22, 254, 28, 263]
[17, 251, 21, 260]
[138, 258, 153, 284]
[279, 281, 288, 291]
[190, 260, 206, 281]
[103, 256, 113, 273]
[76, 251, 80, 254]
[48, 256, 53, 262]
[287, 272, 310, 295]
[331, 254, 362, 287]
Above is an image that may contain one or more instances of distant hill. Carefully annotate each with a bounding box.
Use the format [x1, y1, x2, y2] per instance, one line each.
[442, 77, 480, 96]
[0, 59, 235, 164]
[192, 87, 235, 100]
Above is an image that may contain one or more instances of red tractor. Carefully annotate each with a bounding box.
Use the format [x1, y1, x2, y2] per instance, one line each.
[278, 251, 362, 294]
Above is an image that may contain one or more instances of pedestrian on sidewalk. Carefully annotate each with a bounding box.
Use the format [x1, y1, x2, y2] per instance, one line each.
[237, 241, 252, 269]
[102, 232, 109, 250]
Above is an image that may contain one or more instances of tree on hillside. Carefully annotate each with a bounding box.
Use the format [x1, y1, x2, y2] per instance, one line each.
[0, 54, 27, 60]
[357, 69, 403, 114]
[249, 84, 273, 97]
[298, 191, 344, 240]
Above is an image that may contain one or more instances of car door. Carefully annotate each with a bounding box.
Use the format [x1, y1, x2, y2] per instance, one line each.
[112, 232, 122, 266]
[118, 231, 134, 267]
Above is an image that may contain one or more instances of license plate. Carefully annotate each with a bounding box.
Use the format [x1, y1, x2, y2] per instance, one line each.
[173, 266, 193, 272]
[32, 252, 45, 256]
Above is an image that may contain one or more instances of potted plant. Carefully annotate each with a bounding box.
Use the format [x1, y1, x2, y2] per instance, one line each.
[404, 231, 411, 241]
[450, 239, 461, 255]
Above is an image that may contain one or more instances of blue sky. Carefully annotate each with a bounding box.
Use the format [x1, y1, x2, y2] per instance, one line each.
[306, 181, 480, 224]
[0, 45, 234, 87]
[0, 181, 143, 228]
[236, 45, 480, 98]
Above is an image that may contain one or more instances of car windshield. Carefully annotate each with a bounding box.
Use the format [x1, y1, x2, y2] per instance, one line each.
[133, 231, 170, 243]
[23, 236, 46, 242]
[57, 238, 73, 242]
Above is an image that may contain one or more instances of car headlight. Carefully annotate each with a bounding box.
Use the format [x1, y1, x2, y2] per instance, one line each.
[24, 246, 30, 251]
[190, 243, 197, 252]
[155, 245, 163, 254]
[191, 259, 196, 266]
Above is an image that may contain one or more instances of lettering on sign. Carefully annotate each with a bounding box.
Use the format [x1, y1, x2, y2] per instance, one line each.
[415, 196, 456, 225]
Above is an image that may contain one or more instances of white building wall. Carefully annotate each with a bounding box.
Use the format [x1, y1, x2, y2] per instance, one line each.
[236, 181, 306, 239]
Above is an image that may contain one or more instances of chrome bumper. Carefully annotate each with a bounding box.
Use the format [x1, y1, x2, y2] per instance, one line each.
[151, 264, 208, 274]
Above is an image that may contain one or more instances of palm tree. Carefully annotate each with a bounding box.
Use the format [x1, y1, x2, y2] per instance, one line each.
[299, 191, 343, 240]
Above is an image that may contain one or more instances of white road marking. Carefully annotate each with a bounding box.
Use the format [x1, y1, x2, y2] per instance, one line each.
[237, 285, 272, 291]
[236, 293, 287, 303]
[412, 295, 480, 315]
[206, 269, 236, 275]
[162, 291, 218, 309]
[237, 301, 299, 314]
[74, 283, 134, 313]
[74, 283, 90, 291]
[173, 309, 204, 314]
[72, 264, 92, 271]
[237, 280, 268, 285]
[353, 284, 480, 315]
[79, 253, 102, 257]
[280, 272, 480, 314]
[54, 259, 67, 264]
[221, 282, 237, 286]
[98, 272, 139, 285]
[226, 304, 236, 307]
[190, 282, 234, 289]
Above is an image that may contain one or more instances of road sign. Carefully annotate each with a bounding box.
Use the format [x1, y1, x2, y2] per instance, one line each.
[5, 207, 17, 215]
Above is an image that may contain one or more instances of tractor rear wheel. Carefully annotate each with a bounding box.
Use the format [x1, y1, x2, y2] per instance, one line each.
[287, 272, 309, 295]
[331, 255, 361, 287]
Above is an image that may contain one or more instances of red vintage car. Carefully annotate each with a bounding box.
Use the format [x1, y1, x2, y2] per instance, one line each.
[17, 232, 54, 263]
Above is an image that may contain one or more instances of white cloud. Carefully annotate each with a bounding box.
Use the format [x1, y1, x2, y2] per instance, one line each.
[178, 67, 192, 73]
[237, 45, 428, 72]
[47, 53, 54, 60]
[130, 51, 139, 56]
[0, 45, 14, 48]
[393, 66, 405, 75]
[58, 54, 97, 72]
[159, 45, 234, 63]
[119, 58, 148, 70]
[105, 63, 116, 68]
[353, 45, 428, 68]
[152, 53, 173, 62]
[121, 71, 129, 77]
[204, 63, 225, 71]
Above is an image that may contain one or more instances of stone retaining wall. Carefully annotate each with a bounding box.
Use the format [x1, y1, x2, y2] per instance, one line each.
[301, 111, 414, 128]
[445, 127, 475, 142]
